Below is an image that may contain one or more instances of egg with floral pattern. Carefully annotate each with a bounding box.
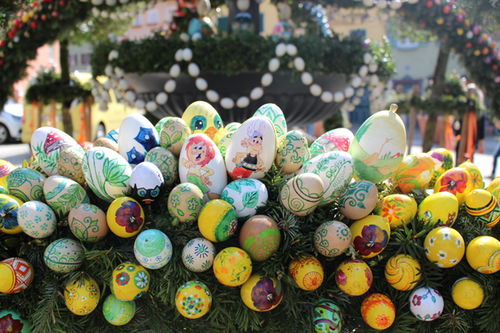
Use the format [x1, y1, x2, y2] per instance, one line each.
[335, 259, 372, 296]
[159, 117, 191, 156]
[384, 254, 422, 291]
[175, 280, 212, 319]
[43, 175, 89, 218]
[418, 191, 459, 227]
[134, 229, 172, 269]
[350, 215, 391, 258]
[409, 287, 444, 321]
[240, 274, 283, 312]
[375, 194, 417, 229]
[275, 130, 310, 174]
[309, 128, 354, 158]
[0, 310, 31, 332]
[466, 236, 500, 274]
[145, 147, 178, 185]
[107, 197, 145, 238]
[111, 262, 150, 301]
[361, 293, 396, 330]
[168, 183, 204, 223]
[7, 168, 45, 203]
[221, 178, 268, 218]
[391, 153, 435, 193]
[314, 221, 352, 257]
[118, 113, 159, 165]
[103, 294, 136, 326]
[424, 227, 465, 268]
[57, 145, 86, 185]
[43, 238, 84, 273]
[434, 167, 473, 204]
[253, 103, 287, 139]
[0, 159, 15, 189]
[18, 201, 56, 238]
[288, 256, 324, 291]
[429, 148, 454, 181]
[339, 180, 378, 220]
[0, 257, 34, 294]
[312, 299, 342, 333]
[459, 161, 484, 189]
[213, 247, 252, 287]
[0, 194, 23, 234]
[182, 237, 216, 272]
[68, 203, 108, 242]
[64, 276, 100, 316]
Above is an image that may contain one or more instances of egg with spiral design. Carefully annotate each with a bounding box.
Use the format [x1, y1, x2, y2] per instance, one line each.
[339, 180, 378, 220]
[314, 221, 351, 257]
[384, 254, 422, 291]
[280, 173, 324, 216]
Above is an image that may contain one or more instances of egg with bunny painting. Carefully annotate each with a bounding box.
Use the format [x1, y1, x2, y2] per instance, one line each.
[129, 162, 164, 205]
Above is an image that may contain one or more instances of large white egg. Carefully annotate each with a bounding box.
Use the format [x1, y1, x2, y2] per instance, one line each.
[182, 237, 216, 272]
[309, 128, 354, 159]
[118, 113, 159, 165]
[129, 162, 164, 205]
[18, 201, 57, 238]
[133, 229, 172, 269]
[43, 175, 89, 218]
[221, 179, 268, 218]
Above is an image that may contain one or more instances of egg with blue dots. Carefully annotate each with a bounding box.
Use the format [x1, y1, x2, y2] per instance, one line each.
[118, 113, 159, 165]
[182, 101, 223, 140]
[182, 237, 216, 272]
[128, 162, 164, 205]
[134, 229, 172, 269]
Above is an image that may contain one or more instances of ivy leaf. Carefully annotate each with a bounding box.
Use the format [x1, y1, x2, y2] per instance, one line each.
[103, 157, 129, 186]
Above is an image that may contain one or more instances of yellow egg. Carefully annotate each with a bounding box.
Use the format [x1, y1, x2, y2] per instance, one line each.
[335, 259, 372, 296]
[424, 227, 465, 268]
[175, 281, 212, 319]
[64, 276, 100, 316]
[0, 159, 15, 189]
[428, 148, 454, 181]
[182, 101, 223, 139]
[0, 194, 23, 234]
[111, 263, 150, 301]
[361, 293, 396, 330]
[459, 161, 484, 189]
[391, 153, 435, 193]
[465, 189, 500, 227]
[418, 192, 459, 226]
[486, 177, 500, 193]
[213, 247, 252, 287]
[240, 274, 283, 312]
[434, 167, 473, 204]
[350, 215, 391, 258]
[106, 197, 145, 238]
[466, 236, 500, 274]
[288, 256, 324, 291]
[451, 278, 484, 310]
[198, 200, 238, 242]
[384, 254, 422, 291]
[375, 194, 417, 229]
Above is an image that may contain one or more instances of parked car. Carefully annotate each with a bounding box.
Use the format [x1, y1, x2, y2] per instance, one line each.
[0, 98, 23, 144]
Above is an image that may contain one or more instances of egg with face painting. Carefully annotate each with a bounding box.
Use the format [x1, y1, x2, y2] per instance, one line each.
[309, 128, 354, 158]
[118, 113, 159, 165]
[128, 162, 164, 205]
[253, 103, 287, 139]
[182, 101, 223, 139]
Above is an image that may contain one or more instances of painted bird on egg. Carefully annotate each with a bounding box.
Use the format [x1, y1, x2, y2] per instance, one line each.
[182, 101, 223, 139]
[128, 162, 164, 205]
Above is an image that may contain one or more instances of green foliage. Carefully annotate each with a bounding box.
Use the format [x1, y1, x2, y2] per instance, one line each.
[25, 69, 90, 104]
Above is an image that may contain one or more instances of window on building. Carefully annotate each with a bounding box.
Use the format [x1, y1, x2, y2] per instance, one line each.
[81, 53, 91, 66]
[350, 29, 367, 40]
[133, 14, 143, 26]
[147, 10, 159, 25]
[69, 54, 78, 67]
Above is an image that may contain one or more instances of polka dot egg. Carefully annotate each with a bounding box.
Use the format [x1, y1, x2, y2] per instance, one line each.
[111, 263, 150, 301]
[18, 201, 56, 238]
[182, 237, 216, 272]
[134, 229, 172, 270]
[64, 276, 100, 316]
[175, 280, 212, 319]
[424, 227, 465, 268]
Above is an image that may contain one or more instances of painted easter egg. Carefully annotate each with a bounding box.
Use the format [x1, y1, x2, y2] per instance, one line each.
[384, 254, 422, 291]
[361, 293, 396, 330]
[459, 161, 484, 189]
[300, 151, 353, 205]
[314, 221, 352, 257]
[145, 147, 178, 185]
[7, 168, 45, 202]
[107, 197, 144, 238]
[0, 310, 31, 333]
[240, 274, 283, 312]
[43, 238, 84, 273]
[375, 194, 417, 229]
[418, 192, 459, 226]
[280, 173, 324, 216]
[82, 147, 132, 202]
[275, 130, 310, 174]
[198, 199, 238, 242]
[0, 159, 15, 189]
[239, 215, 280, 261]
[434, 167, 473, 204]
[312, 300, 342, 333]
[452, 278, 484, 310]
[391, 153, 435, 193]
[179, 133, 227, 198]
[409, 287, 444, 321]
[0, 257, 34, 294]
[0, 187, 7, 194]
[429, 147, 454, 178]
[129, 162, 164, 205]
[103, 294, 136, 326]
[155, 116, 170, 135]
[134, 229, 172, 269]
[31, 126, 79, 175]
[221, 178, 268, 218]
[253, 103, 287, 138]
[424, 227, 465, 268]
[175, 281, 212, 319]
[487, 177, 500, 193]
[64, 276, 100, 316]
[309, 128, 354, 158]
[213, 247, 252, 287]
[339, 180, 378, 220]
[217, 123, 240, 157]
[111, 262, 150, 301]
[18, 201, 56, 238]
[57, 145, 86, 185]
[182, 101, 223, 139]
[43, 175, 89, 218]
[226, 116, 277, 180]
[106, 129, 120, 142]
[94, 137, 119, 152]
[351, 215, 391, 258]
[465, 189, 500, 227]
[335, 259, 372, 296]
[466, 236, 500, 274]
[118, 113, 159, 165]
[159, 117, 191, 156]
[68, 203, 108, 242]
[288, 256, 324, 291]
[167, 183, 204, 223]
[182, 237, 216, 272]
[0, 194, 23, 234]
[80, 141, 93, 151]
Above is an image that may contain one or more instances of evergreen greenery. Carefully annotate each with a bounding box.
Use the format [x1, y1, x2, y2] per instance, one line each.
[25, 69, 90, 104]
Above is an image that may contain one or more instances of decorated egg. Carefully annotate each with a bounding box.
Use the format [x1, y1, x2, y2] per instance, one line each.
[18, 201, 56, 238]
[68, 203, 108, 242]
[198, 199, 238, 242]
[335, 259, 372, 296]
[0, 186, 7, 194]
[106, 129, 120, 142]
[182, 237, 216, 272]
[57, 145, 86, 185]
[418, 192, 459, 226]
[7, 168, 45, 202]
[213, 247, 252, 287]
[214, 122, 240, 144]
[300, 151, 353, 205]
[288, 256, 324, 291]
[179, 133, 227, 198]
[155, 116, 170, 134]
[429, 147, 454, 177]
[145, 147, 178, 185]
[375, 194, 417, 229]
[0, 194, 23, 234]
[391, 153, 435, 193]
[465, 189, 500, 227]
[31, 126, 79, 175]
[434, 167, 473, 204]
[159, 117, 192, 156]
[129, 162, 164, 205]
[111, 262, 150, 300]
[182, 101, 223, 139]
[103, 294, 136, 326]
[314, 221, 352, 257]
[175, 281, 212, 319]
[466, 236, 500, 274]
[222, 178, 268, 218]
[80, 141, 93, 151]
[43, 175, 89, 218]
[134, 229, 172, 269]
[107, 197, 145, 238]
[275, 130, 310, 174]
[452, 278, 484, 310]
[486, 177, 500, 193]
[0, 159, 15, 189]
[94, 137, 119, 152]
[349, 105, 406, 183]
[361, 293, 396, 330]
[280, 173, 324, 216]
[43, 238, 83, 273]
[240, 274, 283, 312]
[339, 180, 378, 220]
[82, 147, 132, 202]
[64, 276, 100, 316]
[218, 123, 240, 157]
[424, 227, 465, 268]
[253, 103, 287, 138]
[239, 215, 280, 261]
[409, 287, 444, 321]
[0, 310, 31, 332]
[384, 254, 422, 291]
[0, 257, 34, 294]
[118, 113, 159, 165]
[309, 128, 354, 158]
[459, 161, 484, 189]
[167, 183, 204, 223]
[351, 215, 391, 258]
[312, 300, 342, 333]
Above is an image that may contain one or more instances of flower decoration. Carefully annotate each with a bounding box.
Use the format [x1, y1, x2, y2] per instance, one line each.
[115, 200, 144, 233]
[251, 278, 282, 311]
[0, 314, 24, 333]
[437, 171, 468, 195]
[335, 269, 347, 285]
[353, 225, 389, 256]
[115, 272, 130, 286]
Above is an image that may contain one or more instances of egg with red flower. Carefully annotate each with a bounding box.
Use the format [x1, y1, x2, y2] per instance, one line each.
[375, 194, 417, 229]
[0, 310, 31, 333]
[106, 197, 145, 238]
[409, 287, 444, 321]
[111, 262, 150, 301]
[350, 215, 391, 258]
[240, 274, 283, 312]
[434, 167, 473, 204]
[335, 259, 372, 296]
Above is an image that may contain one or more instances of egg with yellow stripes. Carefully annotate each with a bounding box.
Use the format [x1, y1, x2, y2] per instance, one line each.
[464, 189, 500, 228]
[384, 254, 421, 291]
